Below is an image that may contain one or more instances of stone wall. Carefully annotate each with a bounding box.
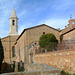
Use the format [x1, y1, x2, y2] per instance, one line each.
[35, 49, 75, 74]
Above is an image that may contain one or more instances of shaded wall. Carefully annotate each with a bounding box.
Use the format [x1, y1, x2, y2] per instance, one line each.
[0, 70, 60, 75]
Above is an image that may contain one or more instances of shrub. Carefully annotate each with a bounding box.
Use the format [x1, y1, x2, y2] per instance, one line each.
[61, 70, 71, 75]
[18, 66, 25, 72]
[61, 70, 65, 73]
[39, 33, 58, 52]
[0, 39, 4, 71]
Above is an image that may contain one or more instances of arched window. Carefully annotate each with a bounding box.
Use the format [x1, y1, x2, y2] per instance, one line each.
[12, 46, 15, 57]
[12, 20, 15, 25]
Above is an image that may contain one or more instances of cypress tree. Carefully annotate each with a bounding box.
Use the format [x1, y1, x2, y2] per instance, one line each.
[0, 38, 4, 71]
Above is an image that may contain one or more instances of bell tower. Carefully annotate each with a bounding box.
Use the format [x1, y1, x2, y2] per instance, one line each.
[9, 9, 18, 36]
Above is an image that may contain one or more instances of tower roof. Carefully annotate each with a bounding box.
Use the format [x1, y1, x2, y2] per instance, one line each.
[10, 9, 17, 18]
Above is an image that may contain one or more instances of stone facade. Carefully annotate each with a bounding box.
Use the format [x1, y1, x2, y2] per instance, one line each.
[13, 25, 60, 63]
[1, 36, 18, 63]
[63, 29, 75, 40]
[13, 20, 75, 64]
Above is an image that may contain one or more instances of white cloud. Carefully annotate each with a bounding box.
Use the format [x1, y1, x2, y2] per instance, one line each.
[18, 22, 34, 35]
[0, 0, 75, 38]
[39, 18, 69, 29]
[18, 26, 25, 35]
[52, 0, 72, 11]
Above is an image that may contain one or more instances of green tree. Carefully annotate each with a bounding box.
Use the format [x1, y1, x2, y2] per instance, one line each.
[0, 38, 4, 71]
[39, 33, 58, 52]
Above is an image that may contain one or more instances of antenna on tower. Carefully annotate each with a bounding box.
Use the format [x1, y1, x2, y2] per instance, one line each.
[70, 14, 72, 19]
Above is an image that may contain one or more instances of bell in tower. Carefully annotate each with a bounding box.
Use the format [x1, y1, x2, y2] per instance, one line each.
[9, 9, 18, 36]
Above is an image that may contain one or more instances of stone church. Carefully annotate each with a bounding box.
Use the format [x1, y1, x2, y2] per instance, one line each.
[1, 9, 19, 63]
[1, 9, 75, 64]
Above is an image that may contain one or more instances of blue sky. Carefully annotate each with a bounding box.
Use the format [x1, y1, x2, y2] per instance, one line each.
[0, 0, 75, 38]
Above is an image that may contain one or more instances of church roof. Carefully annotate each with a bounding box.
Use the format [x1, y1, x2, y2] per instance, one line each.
[61, 27, 75, 36]
[1, 36, 9, 40]
[10, 9, 17, 18]
[16, 24, 60, 41]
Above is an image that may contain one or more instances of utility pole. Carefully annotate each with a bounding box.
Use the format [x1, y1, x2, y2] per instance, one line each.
[70, 14, 72, 19]
[19, 46, 20, 62]
[9, 36, 11, 64]
[24, 34, 26, 64]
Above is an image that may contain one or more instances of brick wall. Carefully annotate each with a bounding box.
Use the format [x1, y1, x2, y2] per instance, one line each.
[57, 43, 75, 50]
[35, 49, 75, 74]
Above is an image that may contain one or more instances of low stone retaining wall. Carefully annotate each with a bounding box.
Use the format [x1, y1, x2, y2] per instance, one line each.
[24, 63, 60, 71]
[35, 49, 75, 74]
[1, 70, 60, 75]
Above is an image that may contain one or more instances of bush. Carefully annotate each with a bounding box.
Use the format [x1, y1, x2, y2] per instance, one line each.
[61, 70, 71, 75]
[61, 70, 65, 73]
[18, 66, 25, 72]
[39, 33, 58, 52]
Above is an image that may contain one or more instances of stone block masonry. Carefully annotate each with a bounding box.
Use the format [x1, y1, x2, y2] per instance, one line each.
[35, 49, 75, 74]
